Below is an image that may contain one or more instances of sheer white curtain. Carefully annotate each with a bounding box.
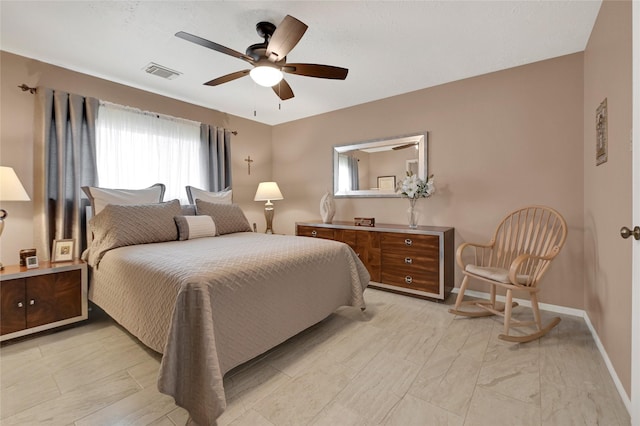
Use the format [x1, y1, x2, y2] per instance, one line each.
[96, 102, 206, 203]
[338, 154, 359, 191]
[338, 154, 351, 191]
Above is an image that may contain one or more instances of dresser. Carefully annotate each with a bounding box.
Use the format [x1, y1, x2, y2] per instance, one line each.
[296, 221, 454, 300]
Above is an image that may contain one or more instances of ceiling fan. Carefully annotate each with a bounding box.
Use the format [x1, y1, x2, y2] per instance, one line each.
[392, 143, 418, 150]
[176, 15, 349, 101]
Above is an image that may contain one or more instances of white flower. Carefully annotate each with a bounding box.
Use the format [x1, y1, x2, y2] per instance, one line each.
[396, 173, 435, 199]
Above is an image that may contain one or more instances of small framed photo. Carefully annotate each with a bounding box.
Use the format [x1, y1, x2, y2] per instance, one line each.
[26, 256, 39, 269]
[52, 239, 75, 263]
[377, 176, 396, 191]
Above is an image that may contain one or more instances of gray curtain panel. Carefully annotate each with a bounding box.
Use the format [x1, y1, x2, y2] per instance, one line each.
[34, 89, 99, 259]
[349, 156, 359, 190]
[201, 124, 232, 192]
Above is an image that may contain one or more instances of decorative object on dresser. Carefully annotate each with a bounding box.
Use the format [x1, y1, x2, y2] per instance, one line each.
[25, 256, 39, 269]
[297, 221, 454, 300]
[396, 172, 435, 229]
[354, 217, 375, 227]
[0, 166, 31, 270]
[19, 248, 37, 266]
[254, 181, 284, 234]
[51, 239, 75, 263]
[449, 206, 567, 343]
[0, 260, 88, 341]
[319, 191, 336, 223]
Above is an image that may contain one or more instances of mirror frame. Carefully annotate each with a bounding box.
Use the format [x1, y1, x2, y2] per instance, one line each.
[333, 132, 428, 198]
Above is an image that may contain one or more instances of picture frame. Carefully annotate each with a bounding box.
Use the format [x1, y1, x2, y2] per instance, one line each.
[596, 98, 608, 166]
[52, 239, 75, 263]
[377, 176, 396, 191]
[26, 256, 39, 269]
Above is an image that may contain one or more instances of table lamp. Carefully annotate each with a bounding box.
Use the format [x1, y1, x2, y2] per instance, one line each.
[254, 182, 284, 234]
[0, 166, 31, 270]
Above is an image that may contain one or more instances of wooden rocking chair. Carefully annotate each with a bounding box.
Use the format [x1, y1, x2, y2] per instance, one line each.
[449, 206, 567, 343]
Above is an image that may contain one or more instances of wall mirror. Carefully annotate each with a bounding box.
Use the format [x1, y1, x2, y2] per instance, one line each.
[333, 132, 427, 198]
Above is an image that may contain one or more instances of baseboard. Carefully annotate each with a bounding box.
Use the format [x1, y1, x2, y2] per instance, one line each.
[450, 287, 584, 317]
[582, 312, 632, 414]
[450, 287, 632, 414]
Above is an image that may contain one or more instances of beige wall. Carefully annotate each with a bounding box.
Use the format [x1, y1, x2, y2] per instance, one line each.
[583, 0, 633, 396]
[0, 51, 272, 265]
[273, 53, 585, 310]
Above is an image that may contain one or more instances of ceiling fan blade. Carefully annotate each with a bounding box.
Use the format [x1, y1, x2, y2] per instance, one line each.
[204, 70, 250, 86]
[176, 31, 254, 64]
[392, 143, 417, 150]
[266, 15, 308, 61]
[272, 79, 294, 100]
[283, 63, 348, 80]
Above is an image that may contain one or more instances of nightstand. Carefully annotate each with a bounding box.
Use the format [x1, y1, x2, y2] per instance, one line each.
[0, 260, 88, 341]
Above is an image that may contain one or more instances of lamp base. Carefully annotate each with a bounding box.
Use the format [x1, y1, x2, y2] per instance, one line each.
[264, 205, 275, 234]
[0, 210, 5, 270]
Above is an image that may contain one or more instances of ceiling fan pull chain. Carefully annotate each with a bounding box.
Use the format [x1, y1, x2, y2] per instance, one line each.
[253, 82, 257, 117]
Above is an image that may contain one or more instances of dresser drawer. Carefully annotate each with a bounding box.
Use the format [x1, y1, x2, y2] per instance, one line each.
[297, 225, 335, 240]
[380, 233, 439, 255]
[381, 252, 439, 294]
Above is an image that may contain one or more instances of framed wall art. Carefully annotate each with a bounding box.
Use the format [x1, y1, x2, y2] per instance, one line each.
[377, 176, 396, 191]
[596, 98, 608, 166]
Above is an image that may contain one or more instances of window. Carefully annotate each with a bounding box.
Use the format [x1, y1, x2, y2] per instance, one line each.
[96, 102, 206, 204]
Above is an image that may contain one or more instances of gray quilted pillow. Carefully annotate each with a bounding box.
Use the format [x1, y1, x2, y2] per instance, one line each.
[86, 199, 181, 267]
[195, 199, 252, 235]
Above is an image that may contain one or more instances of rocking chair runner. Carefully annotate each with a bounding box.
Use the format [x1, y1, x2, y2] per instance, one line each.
[449, 206, 568, 343]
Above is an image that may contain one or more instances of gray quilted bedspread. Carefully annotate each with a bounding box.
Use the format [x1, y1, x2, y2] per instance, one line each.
[88, 232, 369, 425]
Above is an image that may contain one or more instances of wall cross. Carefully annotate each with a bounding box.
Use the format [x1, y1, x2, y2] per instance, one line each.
[244, 155, 254, 175]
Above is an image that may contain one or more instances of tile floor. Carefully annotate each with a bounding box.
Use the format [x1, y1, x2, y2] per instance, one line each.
[0, 288, 631, 425]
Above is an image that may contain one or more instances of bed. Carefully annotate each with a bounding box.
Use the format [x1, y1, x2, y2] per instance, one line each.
[83, 197, 370, 425]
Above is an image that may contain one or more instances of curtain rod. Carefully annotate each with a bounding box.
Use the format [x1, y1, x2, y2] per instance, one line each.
[18, 83, 238, 135]
[18, 84, 37, 94]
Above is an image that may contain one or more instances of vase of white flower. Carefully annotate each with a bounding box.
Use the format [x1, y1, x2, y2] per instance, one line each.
[397, 173, 435, 228]
[407, 197, 419, 228]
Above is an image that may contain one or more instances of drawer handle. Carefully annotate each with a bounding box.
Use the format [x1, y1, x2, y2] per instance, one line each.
[17, 302, 24, 308]
[404, 257, 413, 264]
[29, 299, 35, 306]
[405, 276, 413, 284]
[405, 239, 413, 246]
[311, 230, 317, 237]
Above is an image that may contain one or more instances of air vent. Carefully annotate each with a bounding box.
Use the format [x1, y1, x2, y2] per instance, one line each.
[143, 62, 181, 80]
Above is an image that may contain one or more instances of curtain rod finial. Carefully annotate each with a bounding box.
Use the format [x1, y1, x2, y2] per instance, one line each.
[18, 84, 37, 94]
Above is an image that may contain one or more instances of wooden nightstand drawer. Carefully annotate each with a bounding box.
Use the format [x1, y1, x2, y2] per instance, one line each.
[0, 261, 87, 341]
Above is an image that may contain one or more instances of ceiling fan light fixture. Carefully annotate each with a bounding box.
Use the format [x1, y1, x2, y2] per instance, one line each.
[250, 66, 284, 87]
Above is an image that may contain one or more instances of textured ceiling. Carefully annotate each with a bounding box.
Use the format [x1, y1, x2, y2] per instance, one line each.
[0, 1, 601, 125]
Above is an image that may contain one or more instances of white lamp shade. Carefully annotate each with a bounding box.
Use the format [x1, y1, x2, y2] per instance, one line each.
[254, 182, 284, 202]
[250, 66, 284, 87]
[0, 166, 30, 201]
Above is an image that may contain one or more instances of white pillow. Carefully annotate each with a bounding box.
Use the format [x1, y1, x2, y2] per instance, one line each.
[82, 183, 165, 216]
[185, 186, 232, 205]
[174, 215, 217, 240]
